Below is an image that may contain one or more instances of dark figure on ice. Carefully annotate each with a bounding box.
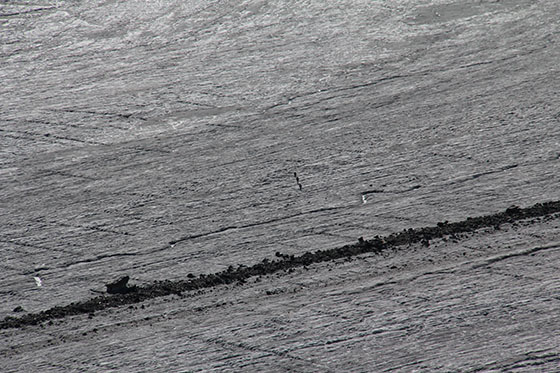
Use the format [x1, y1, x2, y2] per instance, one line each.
[105, 275, 137, 294]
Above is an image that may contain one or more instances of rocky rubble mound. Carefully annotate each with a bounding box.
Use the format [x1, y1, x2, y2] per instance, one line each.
[2, 200, 559, 330]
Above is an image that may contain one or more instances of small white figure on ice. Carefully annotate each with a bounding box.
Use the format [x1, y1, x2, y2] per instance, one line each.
[34, 276, 42, 287]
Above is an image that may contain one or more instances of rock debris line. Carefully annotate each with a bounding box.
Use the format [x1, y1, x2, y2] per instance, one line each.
[2, 200, 560, 330]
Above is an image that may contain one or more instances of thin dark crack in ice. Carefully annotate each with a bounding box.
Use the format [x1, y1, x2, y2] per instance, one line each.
[168, 206, 346, 246]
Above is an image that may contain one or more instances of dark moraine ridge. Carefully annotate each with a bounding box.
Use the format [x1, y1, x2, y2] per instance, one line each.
[2, 200, 559, 330]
